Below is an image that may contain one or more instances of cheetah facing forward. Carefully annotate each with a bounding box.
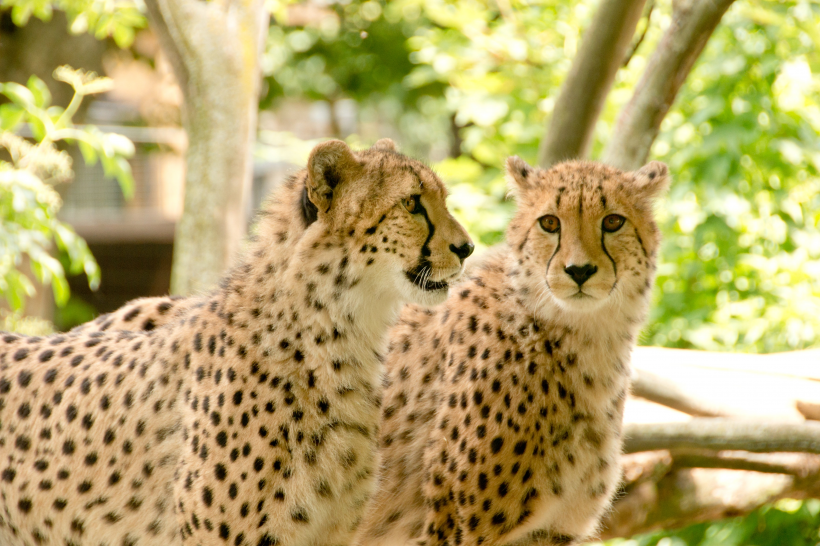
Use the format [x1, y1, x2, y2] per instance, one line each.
[0, 139, 472, 546]
[356, 158, 669, 546]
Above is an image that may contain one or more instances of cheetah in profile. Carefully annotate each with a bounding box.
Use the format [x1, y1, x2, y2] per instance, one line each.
[356, 157, 669, 546]
[0, 139, 473, 546]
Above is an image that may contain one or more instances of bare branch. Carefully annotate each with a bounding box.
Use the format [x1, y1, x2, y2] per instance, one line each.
[632, 347, 820, 381]
[621, 450, 673, 484]
[669, 450, 820, 476]
[623, 419, 820, 454]
[621, 1, 655, 68]
[630, 367, 725, 417]
[538, 0, 648, 167]
[629, 347, 820, 420]
[798, 401, 820, 421]
[601, 0, 737, 170]
[609, 354, 820, 537]
[602, 458, 820, 538]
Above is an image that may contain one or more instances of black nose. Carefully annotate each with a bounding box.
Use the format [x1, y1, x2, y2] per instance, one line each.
[564, 264, 598, 286]
[450, 242, 475, 262]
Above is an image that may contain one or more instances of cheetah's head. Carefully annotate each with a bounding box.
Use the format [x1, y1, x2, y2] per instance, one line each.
[303, 139, 473, 306]
[504, 157, 668, 314]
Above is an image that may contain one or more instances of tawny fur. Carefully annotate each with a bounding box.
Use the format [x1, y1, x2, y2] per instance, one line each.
[353, 158, 669, 546]
[41, 157, 667, 546]
[0, 139, 472, 546]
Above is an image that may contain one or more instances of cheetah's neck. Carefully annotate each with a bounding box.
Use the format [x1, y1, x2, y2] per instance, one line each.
[217, 173, 403, 371]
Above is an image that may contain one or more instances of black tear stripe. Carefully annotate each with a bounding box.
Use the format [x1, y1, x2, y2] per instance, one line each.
[634, 227, 648, 258]
[556, 187, 565, 208]
[414, 194, 435, 258]
[399, 166, 433, 256]
[545, 228, 561, 290]
[601, 226, 617, 280]
[399, 165, 439, 284]
[404, 192, 442, 289]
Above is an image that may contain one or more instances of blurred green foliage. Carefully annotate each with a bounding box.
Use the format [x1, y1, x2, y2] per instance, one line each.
[645, 1, 820, 353]
[1, 0, 145, 47]
[603, 498, 820, 546]
[0, 66, 134, 311]
[0, 310, 54, 336]
[265, 0, 820, 355]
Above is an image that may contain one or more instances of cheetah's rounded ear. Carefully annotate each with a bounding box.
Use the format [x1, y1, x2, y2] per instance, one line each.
[506, 156, 535, 195]
[372, 138, 397, 152]
[631, 161, 670, 199]
[306, 140, 360, 214]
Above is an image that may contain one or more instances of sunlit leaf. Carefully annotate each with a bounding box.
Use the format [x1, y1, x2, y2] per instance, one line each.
[26, 75, 51, 109]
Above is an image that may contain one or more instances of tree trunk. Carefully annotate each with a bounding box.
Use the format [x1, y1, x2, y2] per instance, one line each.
[144, 0, 268, 295]
[538, 0, 648, 167]
[601, 0, 737, 170]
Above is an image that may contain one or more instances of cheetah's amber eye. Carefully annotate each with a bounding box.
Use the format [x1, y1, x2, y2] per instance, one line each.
[402, 197, 417, 213]
[602, 214, 626, 233]
[538, 215, 560, 233]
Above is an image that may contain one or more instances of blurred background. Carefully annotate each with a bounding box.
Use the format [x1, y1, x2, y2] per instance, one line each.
[1, 0, 819, 543]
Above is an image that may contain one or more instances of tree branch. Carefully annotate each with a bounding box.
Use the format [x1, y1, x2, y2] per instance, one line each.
[538, 0, 648, 167]
[798, 401, 820, 421]
[601, 0, 737, 170]
[629, 348, 820, 420]
[601, 456, 820, 538]
[632, 347, 820, 381]
[623, 419, 820, 454]
[630, 367, 725, 417]
[607, 348, 820, 536]
[621, 1, 655, 68]
[668, 450, 820, 476]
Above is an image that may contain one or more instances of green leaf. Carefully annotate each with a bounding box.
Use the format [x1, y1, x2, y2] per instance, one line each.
[9, 3, 33, 26]
[50, 272, 70, 306]
[28, 116, 47, 141]
[112, 24, 135, 49]
[3, 269, 35, 311]
[113, 157, 135, 199]
[77, 139, 98, 165]
[0, 104, 25, 132]
[0, 82, 35, 108]
[105, 133, 135, 157]
[26, 75, 51, 108]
